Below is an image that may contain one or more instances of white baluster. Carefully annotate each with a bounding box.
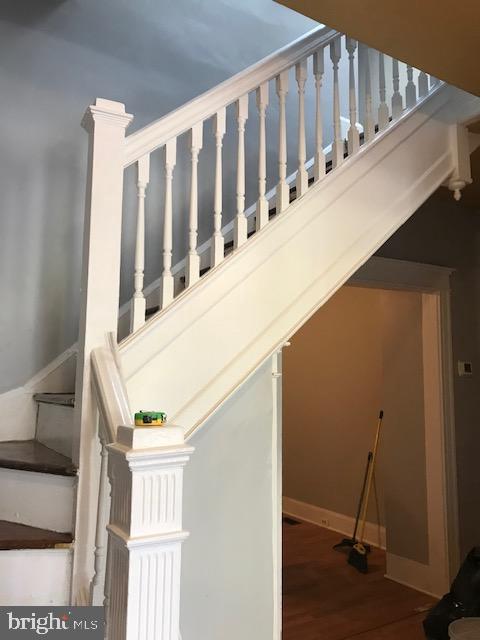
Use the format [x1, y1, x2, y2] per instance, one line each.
[234, 95, 249, 248]
[160, 138, 176, 309]
[276, 70, 289, 213]
[430, 75, 440, 88]
[345, 37, 360, 155]
[89, 434, 111, 605]
[405, 64, 417, 108]
[186, 122, 203, 287]
[313, 48, 325, 181]
[130, 154, 150, 333]
[295, 60, 308, 198]
[378, 52, 389, 131]
[363, 49, 374, 143]
[418, 70, 429, 98]
[256, 83, 269, 231]
[330, 38, 344, 167]
[211, 108, 226, 267]
[391, 59, 403, 119]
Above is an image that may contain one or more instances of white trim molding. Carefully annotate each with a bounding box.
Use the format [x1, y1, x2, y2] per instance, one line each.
[385, 552, 443, 599]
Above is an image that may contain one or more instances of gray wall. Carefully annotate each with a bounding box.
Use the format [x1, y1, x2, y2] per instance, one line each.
[181, 359, 276, 640]
[0, 0, 318, 393]
[283, 286, 429, 563]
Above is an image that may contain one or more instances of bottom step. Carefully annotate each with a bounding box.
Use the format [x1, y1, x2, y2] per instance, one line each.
[0, 548, 72, 605]
[0, 520, 72, 550]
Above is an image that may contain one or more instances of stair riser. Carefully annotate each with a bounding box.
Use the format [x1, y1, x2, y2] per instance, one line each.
[0, 549, 72, 605]
[36, 403, 74, 459]
[0, 468, 75, 533]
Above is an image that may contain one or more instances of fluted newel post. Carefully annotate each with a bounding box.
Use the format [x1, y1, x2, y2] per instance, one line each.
[256, 83, 269, 231]
[418, 70, 429, 98]
[130, 155, 150, 333]
[89, 432, 111, 606]
[391, 59, 403, 119]
[378, 52, 389, 131]
[186, 123, 203, 287]
[234, 95, 249, 248]
[345, 37, 360, 155]
[106, 426, 194, 640]
[160, 139, 177, 309]
[295, 60, 308, 197]
[330, 38, 343, 168]
[211, 108, 226, 267]
[72, 98, 133, 603]
[313, 48, 325, 181]
[363, 49, 374, 143]
[276, 70, 289, 213]
[405, 64, 417, 108]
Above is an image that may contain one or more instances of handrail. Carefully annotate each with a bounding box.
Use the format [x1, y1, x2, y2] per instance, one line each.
[124, 25, 338, 167]
[91, 334, 131, 444]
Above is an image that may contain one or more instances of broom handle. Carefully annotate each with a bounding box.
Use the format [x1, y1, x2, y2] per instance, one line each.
[358, 410, 384, 544]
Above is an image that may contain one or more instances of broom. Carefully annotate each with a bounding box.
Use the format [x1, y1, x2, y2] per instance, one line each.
[348, 410, 384, 574]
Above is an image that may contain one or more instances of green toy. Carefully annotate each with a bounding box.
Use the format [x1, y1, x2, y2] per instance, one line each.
[134, 411, 167, 427]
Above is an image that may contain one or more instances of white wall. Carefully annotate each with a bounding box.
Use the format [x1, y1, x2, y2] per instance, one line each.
[0, 0, 318, 394]
[181, 358, 278, 640]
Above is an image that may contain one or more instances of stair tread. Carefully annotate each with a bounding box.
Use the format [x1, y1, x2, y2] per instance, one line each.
[0, 440, 76, 477]
[0, 520, 72, 550]
[34, 393, 75, 407]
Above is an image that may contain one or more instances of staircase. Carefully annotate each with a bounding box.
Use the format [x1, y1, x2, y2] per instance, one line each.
[1, 21, 479, 637]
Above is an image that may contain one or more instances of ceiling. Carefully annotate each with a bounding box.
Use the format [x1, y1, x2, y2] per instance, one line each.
[276, 0, 480, 96]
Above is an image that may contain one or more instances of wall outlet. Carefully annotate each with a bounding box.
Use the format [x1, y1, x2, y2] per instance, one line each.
[320, 517, 329, 527]
[458, 361, 473, 377]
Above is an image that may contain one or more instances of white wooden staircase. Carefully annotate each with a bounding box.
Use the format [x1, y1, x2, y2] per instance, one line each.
[1, 23, 479, 638]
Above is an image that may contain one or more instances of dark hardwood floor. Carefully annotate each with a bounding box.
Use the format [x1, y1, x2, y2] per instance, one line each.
[283, 520, 435, 640]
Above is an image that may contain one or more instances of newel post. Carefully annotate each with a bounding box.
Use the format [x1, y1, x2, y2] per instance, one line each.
[72, 99, 133, 603]
[106, 426, 193, 640]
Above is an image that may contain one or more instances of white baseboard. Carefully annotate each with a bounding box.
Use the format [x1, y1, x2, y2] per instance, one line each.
[283, 496, 386, 550]
[385, 552, 444, 599]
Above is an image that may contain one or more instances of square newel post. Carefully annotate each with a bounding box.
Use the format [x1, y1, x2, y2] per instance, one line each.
[72, 98, 133, 603]
[106, 426, 194, 640]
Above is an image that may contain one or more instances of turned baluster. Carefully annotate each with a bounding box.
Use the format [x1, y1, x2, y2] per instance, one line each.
[418, 70, 429, 98]
[159, 139, 176, 309]
[391, 59, 403, 119]
[405, 64, 417, 108]
[363, 49, 374, 143]
[345, 37, 360, 155]
[234, 95, 249, 248]
[296, 60, 308, 197]
[130, 154, 150, 333]
[211, 108, 226, 267]
[378, 52, 389, 131]
[186, 122, 203, 287]
[330, 38, 344, 167]
[256, 83, 269, 231]
[276, 70, 289, 213]
[313, 48, 325, 181]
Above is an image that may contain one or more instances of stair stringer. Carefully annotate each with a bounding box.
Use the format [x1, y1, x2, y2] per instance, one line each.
[118, 85, 463, 439]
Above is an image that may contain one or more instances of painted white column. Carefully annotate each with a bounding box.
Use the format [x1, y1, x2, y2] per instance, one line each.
[106, 426, 193, 640]
[72, 98, 133, 604]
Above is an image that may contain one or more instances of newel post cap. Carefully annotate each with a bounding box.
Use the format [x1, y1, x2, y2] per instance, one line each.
[81, 97, 134, 132]
[116, 424, 186, 450]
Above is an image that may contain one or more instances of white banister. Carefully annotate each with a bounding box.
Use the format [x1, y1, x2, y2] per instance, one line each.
[330, 38, 343, 168]
[406, 64, 417, 108]
[363, 50, 374, 143]
[130, 155, 150, 333]
[276, 70, 289, 213]
[211, 108, 226, 267]
[256, 83, 269, 231]
[107, 425, 193, 640]
[72, 98, 132, 604]
[378, 52, 389, 131]
[392, 58, 403, 119]
[313, 48, 325, 181]
[234, 95, 249, 248]
[418, 70, 429, 98]
[160, 139, 177, 309]
[89, 430, 110, 606]
[345, 37, 360, 155]
[295, 60, 308, 197]
[186, 123, 203, 286]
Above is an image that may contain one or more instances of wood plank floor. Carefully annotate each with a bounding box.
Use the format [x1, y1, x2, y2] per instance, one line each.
[283, 520, 435, 640]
